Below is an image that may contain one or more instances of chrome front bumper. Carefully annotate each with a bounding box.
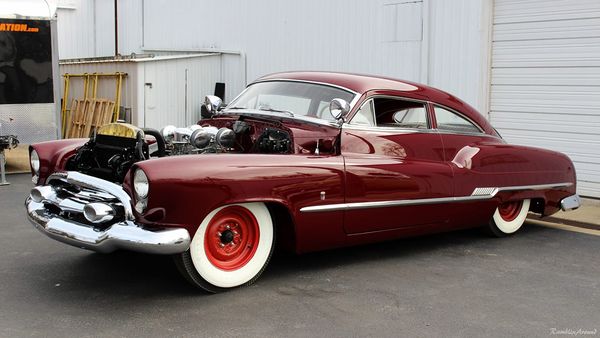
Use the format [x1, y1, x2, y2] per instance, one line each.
[560, 194, 581, 211]
[25, 172, 190, 254]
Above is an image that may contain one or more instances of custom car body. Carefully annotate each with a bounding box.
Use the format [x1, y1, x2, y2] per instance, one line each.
[25, 72, 580, 292]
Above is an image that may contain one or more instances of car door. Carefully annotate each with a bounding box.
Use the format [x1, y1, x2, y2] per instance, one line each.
[341, 96, 454, 234]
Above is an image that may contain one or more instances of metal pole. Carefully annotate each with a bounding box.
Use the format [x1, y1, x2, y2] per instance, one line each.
[61, 74, 70, 138]
[114, 0, 118, 56]
[0, 150, 8, 186]
[113, 73, 123, 122]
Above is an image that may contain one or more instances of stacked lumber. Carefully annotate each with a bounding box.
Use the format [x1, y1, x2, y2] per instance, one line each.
[66, 99, 115, 138]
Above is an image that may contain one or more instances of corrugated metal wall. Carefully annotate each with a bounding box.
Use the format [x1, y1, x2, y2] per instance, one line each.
[490, 0, 600, 197]
[141, 0, 424, 84]
[57, 0, 490, 112]
[56, 0, 115, 58]
[60, 54, 226, 130]
[427, 0, 491, 113]
[141, 55, 222, 128]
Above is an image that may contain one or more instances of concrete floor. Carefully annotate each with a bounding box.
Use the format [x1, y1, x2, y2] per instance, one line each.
[1, 174, 599, 337]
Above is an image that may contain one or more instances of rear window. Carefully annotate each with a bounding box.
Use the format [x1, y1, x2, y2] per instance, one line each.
[434, 106, 481, 134]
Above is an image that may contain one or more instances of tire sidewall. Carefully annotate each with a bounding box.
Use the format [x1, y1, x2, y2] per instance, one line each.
[491, 199, 531, 235]
[189, 202, 274, 288]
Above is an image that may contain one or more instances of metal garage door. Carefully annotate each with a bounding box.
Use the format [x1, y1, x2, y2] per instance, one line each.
[490, 0, 600, 198]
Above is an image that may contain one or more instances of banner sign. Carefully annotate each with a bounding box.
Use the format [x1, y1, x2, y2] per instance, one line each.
[0, 19, 53, 104]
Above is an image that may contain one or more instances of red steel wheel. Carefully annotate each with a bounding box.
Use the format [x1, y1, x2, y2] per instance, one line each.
[173, 203, 274, 293]
[203, 205, 260, 271]
[488, 199, 531, 237]
[498, 200, 524, 222]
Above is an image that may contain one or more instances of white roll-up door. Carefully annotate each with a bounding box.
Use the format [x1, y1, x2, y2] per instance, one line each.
[490, 0, 600, 198]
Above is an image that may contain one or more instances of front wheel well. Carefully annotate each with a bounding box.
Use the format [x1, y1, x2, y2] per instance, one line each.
[265, 202, 297, 253]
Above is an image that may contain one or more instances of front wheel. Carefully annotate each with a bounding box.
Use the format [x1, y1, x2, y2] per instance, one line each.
[174, 202, 275, 292]
[487, 199, 531, 237]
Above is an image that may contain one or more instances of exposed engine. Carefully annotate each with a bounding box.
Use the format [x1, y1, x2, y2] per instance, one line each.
[66, 121, 294, 183]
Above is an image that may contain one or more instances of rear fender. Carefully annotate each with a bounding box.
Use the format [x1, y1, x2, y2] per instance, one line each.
[452, 143, 576, 216]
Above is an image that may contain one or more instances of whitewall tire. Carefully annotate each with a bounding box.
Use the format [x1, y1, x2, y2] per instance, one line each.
[487, 199, 531, 237]
[174, 202, 275, 292]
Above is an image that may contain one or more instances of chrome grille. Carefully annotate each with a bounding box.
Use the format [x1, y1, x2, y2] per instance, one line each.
[33, 174, 126, 226]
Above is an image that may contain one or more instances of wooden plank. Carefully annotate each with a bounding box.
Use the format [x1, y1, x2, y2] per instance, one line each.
[68, 99, 87, 138]
[82, 99, 99, 138]
[65, 99, 78, 138]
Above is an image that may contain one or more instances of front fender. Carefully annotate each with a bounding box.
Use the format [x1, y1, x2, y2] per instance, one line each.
[30, 139, 86, 184]
[133, 154, 346, 251]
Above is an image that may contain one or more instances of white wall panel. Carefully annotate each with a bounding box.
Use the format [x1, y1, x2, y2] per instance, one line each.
[93, 0, 115, 57]
[117, 0, 143, 55]
[56, 0, 95, 58]
[427, 0, 490, 112]
[141, 0, 424, 86]
[491, 0, 600, 197]
[142, 55, 222, 129]
[56, 0, 491, 112]
[56, 0, 115, 58]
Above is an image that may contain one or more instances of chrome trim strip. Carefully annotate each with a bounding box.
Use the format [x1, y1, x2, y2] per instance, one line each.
[300, 182, 573, 213]
[300, 195, 489, 213]
[471, 182, 573, 197]
[560, 194, 580, 211]
[25, 197, 191, 254]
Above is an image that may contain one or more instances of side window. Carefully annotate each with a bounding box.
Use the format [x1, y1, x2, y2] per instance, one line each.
[434, 106, 481, 134]
[350, 99, 376, 126]
[374, 98, 428, 129]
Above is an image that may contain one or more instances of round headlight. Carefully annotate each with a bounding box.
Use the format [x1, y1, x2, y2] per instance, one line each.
[133, 169, 149, 199]
[30, 149, 40, 174]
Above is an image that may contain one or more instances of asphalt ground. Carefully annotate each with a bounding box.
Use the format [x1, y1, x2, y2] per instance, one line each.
[1, 174, 599, 338]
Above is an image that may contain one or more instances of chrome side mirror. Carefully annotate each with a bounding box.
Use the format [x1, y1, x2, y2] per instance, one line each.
[203, 95, 223, 116]
[329, 98, 351, 121]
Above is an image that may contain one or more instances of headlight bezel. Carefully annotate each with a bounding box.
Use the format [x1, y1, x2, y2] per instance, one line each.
[30, 149, 40, 174]
[133, 168, 149, 200]
[30, 149, 40, 184]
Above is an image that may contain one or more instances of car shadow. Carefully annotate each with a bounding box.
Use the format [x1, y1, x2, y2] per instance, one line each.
[30, 224, 549, 299]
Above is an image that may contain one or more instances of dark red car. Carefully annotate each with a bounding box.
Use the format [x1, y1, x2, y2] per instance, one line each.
[26, 72, 580, 292]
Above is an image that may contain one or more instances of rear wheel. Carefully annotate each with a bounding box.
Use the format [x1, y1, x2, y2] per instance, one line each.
[174, 202, 274, 292]
[487, 199, 531, 237]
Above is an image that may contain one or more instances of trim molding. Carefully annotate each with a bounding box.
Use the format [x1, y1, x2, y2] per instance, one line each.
[299, 182, 572, 213]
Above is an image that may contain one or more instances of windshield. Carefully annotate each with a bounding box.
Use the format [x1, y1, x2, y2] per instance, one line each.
[225, 81, 356, 121]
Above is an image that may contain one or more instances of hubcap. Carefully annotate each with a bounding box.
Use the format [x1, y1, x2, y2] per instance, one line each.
[498, 200, 523, 222]
[204, 206, 260, 271]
